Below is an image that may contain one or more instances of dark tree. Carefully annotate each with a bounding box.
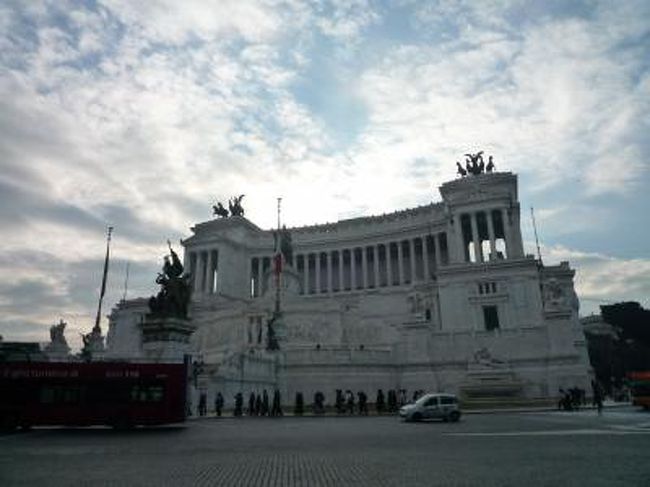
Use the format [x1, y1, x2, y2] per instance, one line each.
[595, 302, 650, 390]
[601, 302, 650, 348]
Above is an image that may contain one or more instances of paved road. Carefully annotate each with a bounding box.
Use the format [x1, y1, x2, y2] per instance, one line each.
[1, 407, 649, 486]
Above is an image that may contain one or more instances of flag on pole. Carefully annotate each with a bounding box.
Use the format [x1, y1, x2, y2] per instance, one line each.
[93, 226, 113, 332]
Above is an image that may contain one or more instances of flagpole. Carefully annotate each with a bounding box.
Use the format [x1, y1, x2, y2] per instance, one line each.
[122, 261, 130, 302]
[93, 226, 113, 333]
[275, 198, 282, 314]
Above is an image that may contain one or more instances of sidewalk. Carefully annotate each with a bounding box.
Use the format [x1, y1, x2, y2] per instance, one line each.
[189, 401, 635, 420]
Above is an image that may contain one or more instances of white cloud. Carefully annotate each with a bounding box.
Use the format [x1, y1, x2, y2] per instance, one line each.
[0, 1, 648, 346]
[99, 0, 284, 44]
[532, 244, 650, 315]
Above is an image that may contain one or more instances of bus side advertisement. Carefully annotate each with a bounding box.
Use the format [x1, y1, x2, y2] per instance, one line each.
[0, 361, 188, 431]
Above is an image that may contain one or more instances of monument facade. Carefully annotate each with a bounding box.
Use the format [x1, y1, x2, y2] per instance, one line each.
[108, 163, 590, 406]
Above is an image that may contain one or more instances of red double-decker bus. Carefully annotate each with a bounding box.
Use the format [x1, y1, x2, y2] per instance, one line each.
[0, 361, 189, 430]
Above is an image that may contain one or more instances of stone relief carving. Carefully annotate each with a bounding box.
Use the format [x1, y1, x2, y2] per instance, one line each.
[286, 321, 329, 343]
[472, 347, 506, 368]
[407, 291, 433, 321]
[542, 278, 573, 312]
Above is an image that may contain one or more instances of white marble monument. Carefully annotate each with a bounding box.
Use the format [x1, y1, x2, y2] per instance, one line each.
[108, 164, 591, 407]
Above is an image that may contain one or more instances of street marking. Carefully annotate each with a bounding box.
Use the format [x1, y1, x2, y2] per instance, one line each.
[446, 428, 650, 437]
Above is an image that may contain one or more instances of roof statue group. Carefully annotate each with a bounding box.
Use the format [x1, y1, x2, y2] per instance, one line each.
[213, 195, 245, 218]
[148, 241, 193, 319]
[456, 151, 495, 177]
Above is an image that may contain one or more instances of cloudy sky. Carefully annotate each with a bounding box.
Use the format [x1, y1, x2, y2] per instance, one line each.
[1, 0, 648, 350]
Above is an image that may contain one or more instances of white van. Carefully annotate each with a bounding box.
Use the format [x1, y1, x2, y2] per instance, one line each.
[399, 393, 461, 422]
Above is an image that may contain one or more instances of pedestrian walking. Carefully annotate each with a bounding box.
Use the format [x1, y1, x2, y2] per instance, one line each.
[335, 389, 345, 414]
[376, 389, 385, 415]
[234, 392, 243, 417]
[313, 391, 325, 414]
[592, 380, 603, 415]
[248, 392, 256, 416]
[387, 389, 397, 413]
[262, 389, 269, 416]
[399, 389, 407, 407]
[271, 389, 283, 416]
[214, 392, 224, 417]
[346, 389, 355, 415]
[255, 393, 262, 416]
[358, 391, 368, 415]
[198, 392, 207, 417]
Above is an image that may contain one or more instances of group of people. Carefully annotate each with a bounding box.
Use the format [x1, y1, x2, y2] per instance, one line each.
[330, 389, 413, 415]
[558, 387, 587, 411]
[199, 388, 429, 417]
[558, 381, 604, 414]
[198, 391, 224, 417]
[229, 390, 283, 417]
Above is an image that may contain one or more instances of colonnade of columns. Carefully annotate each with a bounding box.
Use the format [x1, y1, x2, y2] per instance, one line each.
[250, 233, 449, 297]
[457, 208, 510, 263]
[188, 249, 218, 295]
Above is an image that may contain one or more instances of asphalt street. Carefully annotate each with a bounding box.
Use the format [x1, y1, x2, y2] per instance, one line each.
[1, 407, 649, 486]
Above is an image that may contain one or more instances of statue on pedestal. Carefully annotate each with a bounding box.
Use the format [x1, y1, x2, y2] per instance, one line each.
[229, 194, 245, 217]
[81, 328, 104, 351]
[459, 151, 496, 176]
[148, 241, 193, 319]
[212, 202, 229, 218]
[45, 319, 71, 359]
[49, 319, 68, 347]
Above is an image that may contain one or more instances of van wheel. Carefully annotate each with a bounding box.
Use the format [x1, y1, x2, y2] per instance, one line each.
[449, 411, 461, 423]
[411, 412, 422, 422]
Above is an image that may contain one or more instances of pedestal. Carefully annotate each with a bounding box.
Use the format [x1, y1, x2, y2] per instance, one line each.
[82, 329, 106, 361]
[44, 342, 71, 362]
[141, 316, 197, 363]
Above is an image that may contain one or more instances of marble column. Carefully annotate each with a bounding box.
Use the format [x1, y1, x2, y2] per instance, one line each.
[373, 245, 380, 288]
[303, 254, 310, 294]
[194, 251, 204, 293]
[409, 239, 416, 282]
[327, 251, 333, 293]
[434, 234, 442, 268]
[453, 214, 464, 263]
[486, 210, 497, 261]
[422, 237, 430, 281]
[386, 243, 393, 286]
[315, 253, 321, 294]
[397, 240, 404, 286]
[190, 252, 199, 293]
[501, 209, 512, 259]
[350, 248, 356, 290]
[361, 247, 368, 289]
[470, 213, 482, 263]
[206, 250, 214, 294]
[338, 250, 344, 292]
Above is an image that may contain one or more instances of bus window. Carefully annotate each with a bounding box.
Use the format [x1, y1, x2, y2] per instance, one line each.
[130, 384, 165, 402]
[39, 386, 81, 404]
[40, 386, 55, 404]
[149, 386, 164, 402]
